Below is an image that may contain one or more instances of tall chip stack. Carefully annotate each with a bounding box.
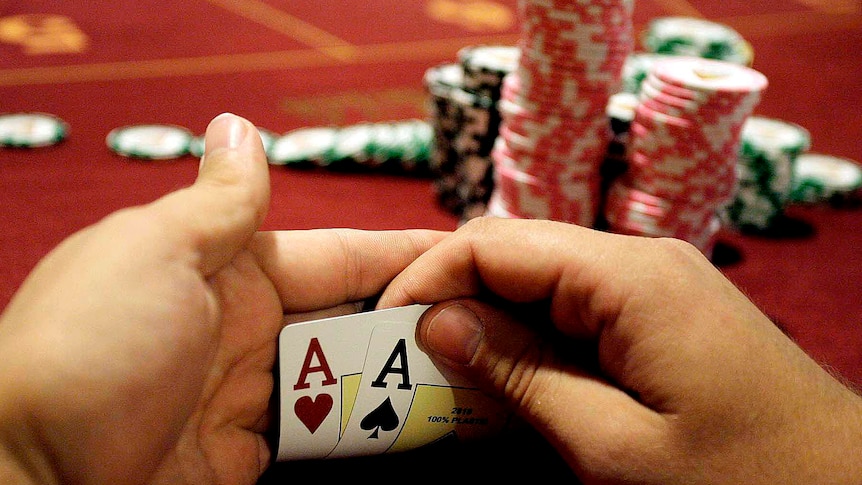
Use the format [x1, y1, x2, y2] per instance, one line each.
[485, 0, 635, 226]
[425, 62, 466, 211]
[604, 57, 768, 256]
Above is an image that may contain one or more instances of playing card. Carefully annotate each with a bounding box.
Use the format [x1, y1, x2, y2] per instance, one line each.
[276, 304, 430, 461]
[327, 320, 510, 458]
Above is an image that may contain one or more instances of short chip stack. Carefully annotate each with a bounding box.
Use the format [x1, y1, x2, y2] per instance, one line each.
[641, 16, 753, 66]
[486, 0, 635, 226]
[604, 56, 768, 256]
[724, 116, 810, 231]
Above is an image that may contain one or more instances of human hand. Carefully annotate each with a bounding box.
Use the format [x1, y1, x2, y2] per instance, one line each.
[0, 113, 444, 485]
[378, 217, 862, 484]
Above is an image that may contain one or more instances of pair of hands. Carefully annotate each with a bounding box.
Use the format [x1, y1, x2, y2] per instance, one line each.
[0, 114, 859, 485]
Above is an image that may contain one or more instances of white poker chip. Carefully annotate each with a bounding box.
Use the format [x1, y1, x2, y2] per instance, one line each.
[606, 91, 639, 123]
[0, 112, 68, 148]
[106, 124, 193, 160]
[791, 153, 862, 202]
[268, 127, 338, 166]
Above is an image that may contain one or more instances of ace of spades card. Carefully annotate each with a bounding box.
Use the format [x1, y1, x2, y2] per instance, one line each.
[276, 304, 430, 461]
[327, 320, 510, 459]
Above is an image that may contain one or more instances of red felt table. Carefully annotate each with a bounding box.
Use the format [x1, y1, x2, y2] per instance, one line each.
[1, 1, 860, 481]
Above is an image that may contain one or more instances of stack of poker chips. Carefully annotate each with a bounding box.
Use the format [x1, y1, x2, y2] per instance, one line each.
[485, 0, 634, 226]
[604, 56, 768, 256]
[423, 46, 519, 220]
[724, 116, 811, 231]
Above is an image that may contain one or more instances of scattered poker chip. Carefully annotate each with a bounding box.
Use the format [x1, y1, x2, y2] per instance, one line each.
[106, 124, 193, 160]
[189, 135, 206, 158]
[642, 16, 754, 65]
[269, 120, 433, 173]
[0, 112, 68, 148]
[269, 126, 339, 166]
[790, 153, 862, 204]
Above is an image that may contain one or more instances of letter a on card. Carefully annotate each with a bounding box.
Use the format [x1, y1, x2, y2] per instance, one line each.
[275, 305, 430, 461]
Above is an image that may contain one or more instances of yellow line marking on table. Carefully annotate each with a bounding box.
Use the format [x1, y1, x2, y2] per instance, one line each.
[0, 33, 519, 86]
[202, 0, 357, 60]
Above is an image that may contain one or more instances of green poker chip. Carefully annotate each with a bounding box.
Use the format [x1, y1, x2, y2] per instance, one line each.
[268, 126, 339, 166]
[327, 123, 377, 166]
[0, 112, 68, 148]
[268, 120, 433, 173]
[725, 116, 811, 229]
[189, 135, 206, 158]
[791, 153, 862, 203]
[642, 16, 754, 65]
[106, 124, 193, 160]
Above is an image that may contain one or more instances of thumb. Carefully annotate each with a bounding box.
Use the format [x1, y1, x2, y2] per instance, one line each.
[152, 113, 270, 275]
[417, 300, 667, 479]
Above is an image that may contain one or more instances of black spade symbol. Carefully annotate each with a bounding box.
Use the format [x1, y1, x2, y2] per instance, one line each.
[360, 397, 400, 439]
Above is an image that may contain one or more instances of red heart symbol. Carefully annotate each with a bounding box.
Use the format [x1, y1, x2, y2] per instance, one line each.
[294, 394, 333, 434]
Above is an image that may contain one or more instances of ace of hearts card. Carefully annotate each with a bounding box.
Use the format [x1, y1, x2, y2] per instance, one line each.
[275, 304, 510, 461]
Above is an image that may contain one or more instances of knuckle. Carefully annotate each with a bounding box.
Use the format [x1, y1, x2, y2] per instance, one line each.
[485, 336, 559, 414]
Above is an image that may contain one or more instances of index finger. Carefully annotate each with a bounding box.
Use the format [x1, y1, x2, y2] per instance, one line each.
[251, 228, 448, 313]
[377, 217, 697, 337]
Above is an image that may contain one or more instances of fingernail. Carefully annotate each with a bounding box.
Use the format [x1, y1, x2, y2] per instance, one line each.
[423, 304, 483, 366]
[206, 113, 247, 152]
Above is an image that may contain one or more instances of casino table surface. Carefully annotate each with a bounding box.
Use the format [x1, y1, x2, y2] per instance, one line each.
[1, 0, 861, 482]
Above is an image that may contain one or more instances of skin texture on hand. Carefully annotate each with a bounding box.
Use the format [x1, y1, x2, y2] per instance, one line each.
[0, 113, 445, 485]
[378, 217, 862, 485]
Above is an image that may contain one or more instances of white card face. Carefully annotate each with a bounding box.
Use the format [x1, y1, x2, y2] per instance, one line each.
[276, 304, 430, 461]
[327, 321, 508, 458]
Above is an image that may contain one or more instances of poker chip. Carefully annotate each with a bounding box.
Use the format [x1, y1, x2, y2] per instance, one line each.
[458, 45, 520, 100]
[724, 116, 810, 230]
[269, 120, 433, 173]
[620, 53, 675, 94]
[790, 153, 862, 204]
[0, 112, 68, 148]
[424, 63, 465, 183]
[269, 126, 339, 166]
[106, 124, 193, 160]
[481, 0, 634, 226]
[189, 135, 206, 158]
[642, 16, 754, 65]
[605, 56, 768, 255]
[424, 48, 515, 219]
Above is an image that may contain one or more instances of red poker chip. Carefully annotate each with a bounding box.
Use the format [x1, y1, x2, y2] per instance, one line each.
[651, 56, 768, 94]
[486, 0, 635, 227]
